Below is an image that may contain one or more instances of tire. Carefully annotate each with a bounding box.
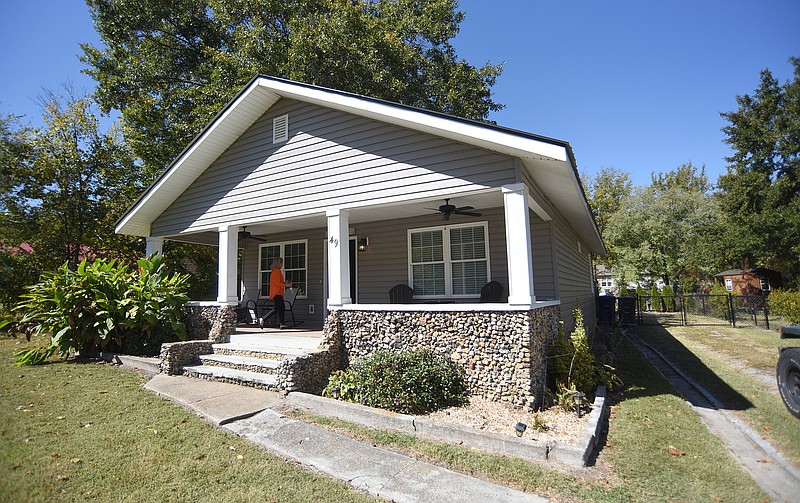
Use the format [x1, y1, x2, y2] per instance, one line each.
[777, 348, 800, 419]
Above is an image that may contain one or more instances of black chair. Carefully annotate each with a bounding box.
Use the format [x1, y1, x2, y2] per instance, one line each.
[480, 281, 504, 303]
[389, 284, 414, 304]
[261, 288, 301, 328]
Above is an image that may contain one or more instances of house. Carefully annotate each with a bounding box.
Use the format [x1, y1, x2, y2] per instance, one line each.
[713, 268, 782, 295]
[595, 264, 618, 296]
[116, 76, 605, 407]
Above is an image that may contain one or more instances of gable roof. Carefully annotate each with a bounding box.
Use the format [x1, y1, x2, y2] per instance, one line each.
[116, 75, 605, 254]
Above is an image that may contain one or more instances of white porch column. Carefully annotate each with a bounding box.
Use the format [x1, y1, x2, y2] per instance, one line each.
[503, 183, 535, 305]
[326, 208, 351, 307]
[216, 225, 239, 305]
[145, 236, 163, 257]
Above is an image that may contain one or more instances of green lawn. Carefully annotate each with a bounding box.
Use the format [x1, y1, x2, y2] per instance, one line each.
[0, 336, 377, 503]
[1, 330, 775, 502]
[635, 323, 800, 466]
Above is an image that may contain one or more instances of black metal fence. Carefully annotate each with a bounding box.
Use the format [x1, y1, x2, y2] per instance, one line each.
[600, 294, 785, 330]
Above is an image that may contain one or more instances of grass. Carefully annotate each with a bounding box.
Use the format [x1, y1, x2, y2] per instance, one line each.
[635, 323, 800, 466]
[0, 335, 377, 503]
[2, 329, 775, 502]
[292, 334, 770, 502]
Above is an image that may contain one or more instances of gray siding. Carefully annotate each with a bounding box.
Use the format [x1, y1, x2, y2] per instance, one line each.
[530, 213, 556, 300]
[554, 220, 596, 333]
[152, 99, 516, 235]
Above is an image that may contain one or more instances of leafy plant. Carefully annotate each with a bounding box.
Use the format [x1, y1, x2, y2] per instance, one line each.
[14, 254, 189, 363]
[710, 283, 732, 320]
[547, 308, 597, 394]
[769, 289, 800, 324]
[531, 413, 550, 432]
[662, 284, 676, 312]
[14, 345, 58, 366]
[636, 285, 647, 311]
[323, 349, 469, 414]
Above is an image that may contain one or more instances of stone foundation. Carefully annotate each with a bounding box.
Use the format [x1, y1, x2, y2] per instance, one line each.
[180, 304, 237, 343]
[159, 340, 213, 375]
[328, 305, 560, 408]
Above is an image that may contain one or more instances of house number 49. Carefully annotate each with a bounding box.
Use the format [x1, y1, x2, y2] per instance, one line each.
[329, 236, 339, 247]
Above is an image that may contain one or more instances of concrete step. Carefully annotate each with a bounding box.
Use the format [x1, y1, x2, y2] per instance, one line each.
[199, 353, 282, 373]
[183, 365, 279, 390]
[212, 342, 309, 360]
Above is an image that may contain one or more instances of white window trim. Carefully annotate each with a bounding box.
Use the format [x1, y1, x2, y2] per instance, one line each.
[258, 239, 308, 299]
[407, 221, 490, 299]
[724, 278, 733, 291]
[760, 278, 771, 291]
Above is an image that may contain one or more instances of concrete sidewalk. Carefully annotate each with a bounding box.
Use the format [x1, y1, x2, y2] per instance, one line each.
[143, 374, 549, 503]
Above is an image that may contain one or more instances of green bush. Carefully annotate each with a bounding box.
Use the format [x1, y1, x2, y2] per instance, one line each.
[710, 283, 732, 320]
[14, 255, 189, 361]
[769, 289, 800, 324]
[619, 285, 630, 297]
[662, 284, 676, 312]
[547, 308, 596, 393]
[323, 349, 469, 414]
[636, 285, 647, 311]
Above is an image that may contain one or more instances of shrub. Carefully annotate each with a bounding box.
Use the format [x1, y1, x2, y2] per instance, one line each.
[710, 283, 732, 320]
[662, 284, 676, 312]
[636, 285, 647, 311]
[14, 255, 189, 362]
[619, 285, 629, 297]
[769, 289, 800, 324]
[547, 308, 596, 393]
[323, 349, 469, 414]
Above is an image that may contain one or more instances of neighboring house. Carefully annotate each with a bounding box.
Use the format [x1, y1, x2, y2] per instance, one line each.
[713, 268, 782, 294]
[116, 76, 605, 407]
[595, 264, 618, 296]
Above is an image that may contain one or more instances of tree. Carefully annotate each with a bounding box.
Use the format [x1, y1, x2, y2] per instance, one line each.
[0, 90, 142, 303]
[584, 167, 632, 267]
[605, 163, 718, 288]
[81, 0, 504, 172]
[717, 57, 800, 282]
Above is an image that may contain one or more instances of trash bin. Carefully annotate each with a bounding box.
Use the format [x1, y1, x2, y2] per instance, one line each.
[618, 296, 636, 324]
[598, 295, 616, 324]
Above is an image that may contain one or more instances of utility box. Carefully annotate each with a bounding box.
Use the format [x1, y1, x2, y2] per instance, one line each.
[618, 296, 636, 324]
[598, 296, 616, 324]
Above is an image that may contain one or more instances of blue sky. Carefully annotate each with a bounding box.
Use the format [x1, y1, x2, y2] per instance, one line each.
[1, 0, 798, 187]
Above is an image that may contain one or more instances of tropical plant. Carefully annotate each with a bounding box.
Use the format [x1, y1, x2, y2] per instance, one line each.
[14, 255, 189, 362]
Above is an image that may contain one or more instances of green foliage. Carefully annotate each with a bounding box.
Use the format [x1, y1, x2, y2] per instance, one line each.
[619, 285, 629, 297]
[605, 162, 720, 288]
[82, 0, 504, 172]
[710, 284, 732, 319]
[13, 345, 57, 366]
[661, 284, 676, 312]
[547, 308, 597, 394]
[768, 289, 800, 324]
[717, 57, 800, 280]
[636, 285, 647, 311]
[0, 92, 144, 308]
[554, 381, 579, 412]
[14, 255, 189, 362]
[323, 349, 469, 414]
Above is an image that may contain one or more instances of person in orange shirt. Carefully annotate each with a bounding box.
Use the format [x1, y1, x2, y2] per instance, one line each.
[260, 257, 292, 329]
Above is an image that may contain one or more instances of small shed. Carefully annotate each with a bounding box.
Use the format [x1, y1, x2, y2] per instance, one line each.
[713, 268, 782, 294]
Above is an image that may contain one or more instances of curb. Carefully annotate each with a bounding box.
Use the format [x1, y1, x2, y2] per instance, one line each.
[98, 352, 160, 374]
[286, 386, 607, 467]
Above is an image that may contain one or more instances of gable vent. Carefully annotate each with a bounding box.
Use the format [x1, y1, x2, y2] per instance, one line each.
[273, 114, 289, 143]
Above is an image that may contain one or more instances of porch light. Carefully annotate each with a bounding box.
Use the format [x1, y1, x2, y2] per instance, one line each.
[358, 237, 369, 251]
[514, 422, 527, 437]
[573, 392, 585, 418]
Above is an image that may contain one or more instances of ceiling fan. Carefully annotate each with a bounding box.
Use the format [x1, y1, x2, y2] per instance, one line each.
[429, 198, 482, 221]
[238, 226, 267, 245]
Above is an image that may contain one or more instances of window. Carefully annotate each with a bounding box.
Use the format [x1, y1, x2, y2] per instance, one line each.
[760, 278, 771, 291]
[259, 240, 307, 298]
[724, 278, 733, 291]
[408, 223, 489, 297]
